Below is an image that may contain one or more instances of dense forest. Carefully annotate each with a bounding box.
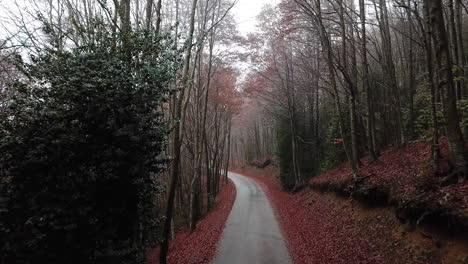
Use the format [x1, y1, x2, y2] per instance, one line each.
[0, 0, 467, 263]
[0, 0, 239, 263]
[234, 0, 468, 190]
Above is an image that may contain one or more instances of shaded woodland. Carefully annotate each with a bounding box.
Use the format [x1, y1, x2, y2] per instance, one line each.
[0, 0, 240, 263]
[234, 0, 468, 190]
[1, 0, 468, 263]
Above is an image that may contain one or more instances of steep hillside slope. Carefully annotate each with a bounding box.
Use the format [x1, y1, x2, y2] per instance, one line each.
[234, 141, 468, 263]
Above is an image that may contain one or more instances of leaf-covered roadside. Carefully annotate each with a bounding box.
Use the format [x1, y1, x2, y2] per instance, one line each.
[147, 179, 236, 264]
[234, 165, 468, 264]
[311, 140, 468, 228]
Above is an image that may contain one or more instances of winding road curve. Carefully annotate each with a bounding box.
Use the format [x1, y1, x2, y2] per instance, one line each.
[212, 172, 292, 264]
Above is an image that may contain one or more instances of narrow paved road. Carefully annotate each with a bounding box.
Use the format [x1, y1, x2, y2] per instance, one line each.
[212, 172, 292, 264]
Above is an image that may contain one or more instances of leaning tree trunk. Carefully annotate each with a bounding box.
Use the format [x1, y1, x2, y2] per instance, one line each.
[159, 0, 198, 263]
[309, 0, 359, 178]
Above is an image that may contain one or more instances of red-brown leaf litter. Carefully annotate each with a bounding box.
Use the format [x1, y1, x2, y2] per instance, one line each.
[233, 140, 468, 264]
[311, 140, 468, 212]
[147, 179, 236, 264]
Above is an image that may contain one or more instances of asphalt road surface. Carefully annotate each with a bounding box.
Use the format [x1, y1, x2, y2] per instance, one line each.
[212, 172, 292, 264]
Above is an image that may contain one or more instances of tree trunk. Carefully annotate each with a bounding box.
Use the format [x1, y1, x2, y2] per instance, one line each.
[225, 116, 232, 184]
[313, 0, 359, 178]
[378, 0, 404, 147]
[155, 0, 163, 34]
[359, 0, 378, 161]
[145, 0, 153, 29]
[448, 0, 461, 99]
[420, 0, 440, 172]
[338, 0, 360, 170]
[426, 0, 467, 182]
[159, 0, 198, 263]
[456, 0, 466, 99]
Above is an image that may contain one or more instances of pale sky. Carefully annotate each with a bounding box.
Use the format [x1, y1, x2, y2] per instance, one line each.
[231, 0, 279, 35]
[0, 0, 279, 37]
[0, 0, 278, 81]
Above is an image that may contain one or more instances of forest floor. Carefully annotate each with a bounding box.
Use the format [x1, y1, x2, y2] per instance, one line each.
[147, 179, 236, 264]
[234, 140, 468, 264]
[310, 140, 468, 219]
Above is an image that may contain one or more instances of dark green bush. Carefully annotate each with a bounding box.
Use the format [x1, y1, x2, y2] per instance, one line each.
[320, 111, 347, 174]
[0, 28, 180, 264]
[276, 118, 296, 191]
